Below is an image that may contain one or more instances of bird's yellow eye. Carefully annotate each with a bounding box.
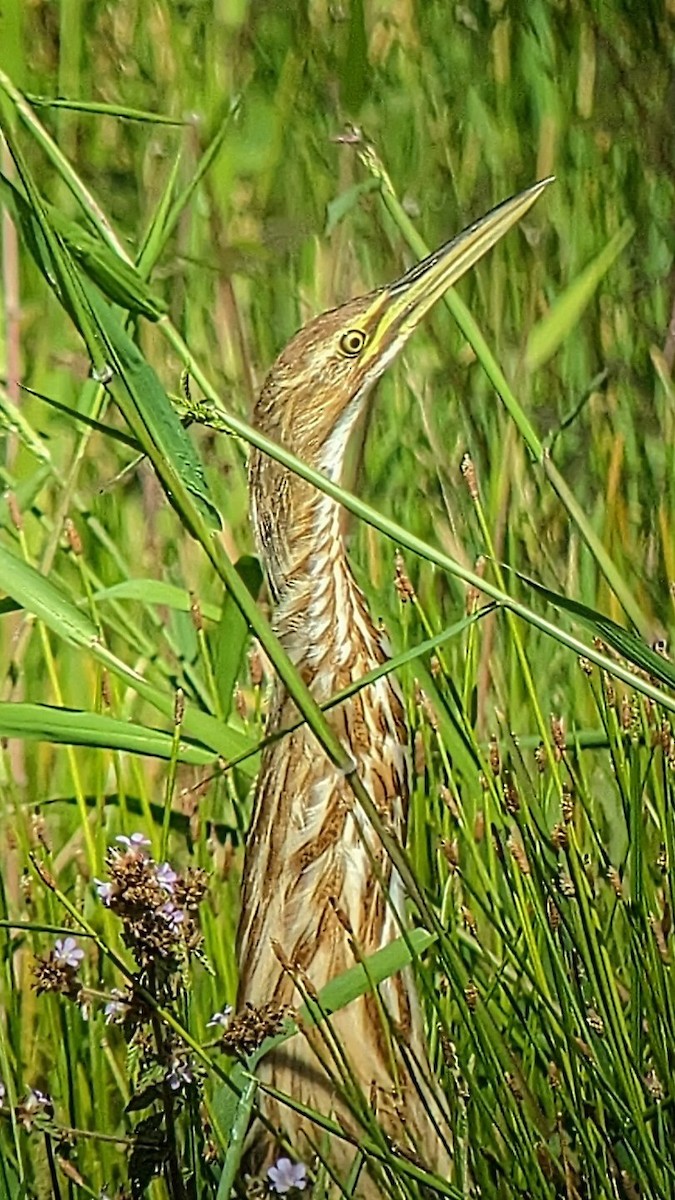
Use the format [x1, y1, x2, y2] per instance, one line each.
[339, 328, 367, 357]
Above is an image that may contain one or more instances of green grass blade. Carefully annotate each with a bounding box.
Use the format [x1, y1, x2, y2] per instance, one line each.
[526, 221, 635, 371]
[0, 702, 216, 765]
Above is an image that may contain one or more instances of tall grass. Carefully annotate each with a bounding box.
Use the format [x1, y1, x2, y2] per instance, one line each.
[0, 1, 673, 1197]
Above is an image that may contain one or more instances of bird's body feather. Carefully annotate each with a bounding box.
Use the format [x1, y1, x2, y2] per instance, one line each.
[239, 464, 449, 1188]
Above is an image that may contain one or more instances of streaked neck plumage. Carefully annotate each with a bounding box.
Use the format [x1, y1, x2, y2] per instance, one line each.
[249, 397, 374, 692]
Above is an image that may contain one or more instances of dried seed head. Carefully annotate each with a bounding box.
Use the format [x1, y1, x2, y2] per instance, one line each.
[465, 557, 485, 614]
[271, 940, 293, 974]
[644, 1069, 664, 1101]
[547, 1062, 560, 1089]
[64, 517, 82, 556]
[328, 897, 353, 935]
[561, 787, 574, 824]
[413, 730, 426, 776]
[574, 1036, 594, 1060]
[174, 688, 185, 725]
[441, 786, 460, 819]
[586, 1007, 605, 1036]
[657, 844, 668, 874]
[33, 953, 82, 1002]
[464, 981, 478, 1011]
[602, 672, 616, 707]
[547, 898, 561, 931]
[578, 656, 593, 676]
[394, 551, 415, 603]
[461, 905, 477, 933]
[502, 774, 520, 814]
[550, 714, 566, 758]
[220, 1002, 292, 1058]
[248, 645, 264, 687]
[508, 836, 530, 875]
[295, 966, 319, 1001]
[439, 837, 459, 870]
[189, 593, 203, 633]
[551, 823, 568, 852]
[439, 1031, 458, 1072]
[505, 1072, 523, 1100]
[649, 913, 670, 962]
[460, 453, 478, 500]
[536, 1143, 555, 1181]
[488, 736, 501, 776]
[606, 865, 624, 898]
[7, 492, 22, 531]
[30, 813, 49, 851]
[429, 654, 441, 678]
[534, 743, 547, 773]
[558, 869, 575, 898]
[418, 688, 439, 732]
[234, 685, 247, 721]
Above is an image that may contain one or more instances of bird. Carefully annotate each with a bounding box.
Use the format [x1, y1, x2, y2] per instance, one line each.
[237, 179, 549, 1195]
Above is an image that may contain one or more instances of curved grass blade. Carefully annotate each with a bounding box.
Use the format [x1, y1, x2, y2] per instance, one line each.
[0, 169, 166, 321]
[525, 221, 635, 371]
[19, 383, 140, 450]
[0, 131, 220, 532]
[0, 540, 99, 648]
[24, 95, 187, 125]
[212, 555, 263, 721]
[92, 579, 222, 623]
[515, 571, 675, 692]
[0, 541, 256, 768]
[0, 702, 216, 765]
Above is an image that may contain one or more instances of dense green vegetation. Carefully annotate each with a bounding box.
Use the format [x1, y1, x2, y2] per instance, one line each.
[0, 1, 674, 1196]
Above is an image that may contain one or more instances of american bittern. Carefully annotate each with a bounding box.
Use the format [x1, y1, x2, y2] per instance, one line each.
[238, 180, 549, 1192]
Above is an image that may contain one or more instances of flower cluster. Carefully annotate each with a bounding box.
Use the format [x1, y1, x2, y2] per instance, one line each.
[33, 936, 85, 1001]
[218, 1001, 291, 1059]
[96, 834, 207, 976]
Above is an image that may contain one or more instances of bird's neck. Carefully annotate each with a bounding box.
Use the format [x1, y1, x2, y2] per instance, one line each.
[250, 457, 378, 690]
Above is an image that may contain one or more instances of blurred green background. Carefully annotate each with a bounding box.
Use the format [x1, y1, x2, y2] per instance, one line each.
[1, 1, 675, 1196]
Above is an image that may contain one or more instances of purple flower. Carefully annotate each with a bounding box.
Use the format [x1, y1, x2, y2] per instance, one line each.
[94, 878, 113, 905]
[206, 1006, 232, 1029]
[103, 998, 128, 1025]
[115, 832, 151, 855]
[155, 862, 177, 892]
[24, 1088, 50, 1114]
[160, 901, 185, 929]
[267, 1157, 308, 1194]
[166, 1059, 193, 1091]
[53, 937, 84, 969]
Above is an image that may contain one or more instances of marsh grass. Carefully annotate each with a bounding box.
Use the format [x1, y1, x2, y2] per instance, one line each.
[0, 2, 674, 1197]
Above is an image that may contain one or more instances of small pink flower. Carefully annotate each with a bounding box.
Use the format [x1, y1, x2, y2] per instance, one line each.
[267, 1157, 308, 1194]
[206, 1006, 232, 1029]
[115, 832, 151, 854]
[53, 937, 84, 969]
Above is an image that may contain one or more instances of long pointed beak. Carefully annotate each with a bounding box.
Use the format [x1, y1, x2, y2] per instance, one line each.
[361, 177, 552, 365]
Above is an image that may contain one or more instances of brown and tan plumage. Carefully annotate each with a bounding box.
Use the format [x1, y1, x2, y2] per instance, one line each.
[237, 181, 549, 1194]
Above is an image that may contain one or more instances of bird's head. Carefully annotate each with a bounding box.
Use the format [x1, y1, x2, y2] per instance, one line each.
[252, 178, 551, 479]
